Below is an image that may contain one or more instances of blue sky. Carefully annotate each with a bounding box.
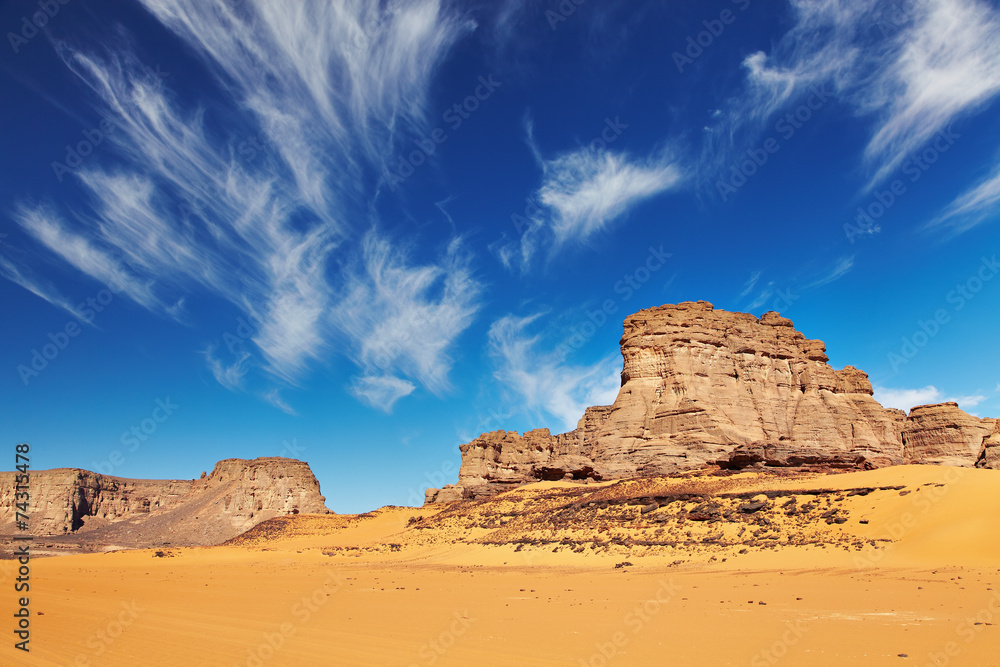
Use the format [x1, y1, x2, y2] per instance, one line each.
[2, 0, 999, 513]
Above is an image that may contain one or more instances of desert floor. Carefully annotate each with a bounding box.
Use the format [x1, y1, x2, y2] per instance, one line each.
[2, 464, 999, 666]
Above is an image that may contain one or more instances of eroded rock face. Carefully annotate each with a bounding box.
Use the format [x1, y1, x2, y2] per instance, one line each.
[975, 421, 1000, 469]
[427, 302, 994, 503]
[902, 403, 996, 466]
[0, 457, 330, 546]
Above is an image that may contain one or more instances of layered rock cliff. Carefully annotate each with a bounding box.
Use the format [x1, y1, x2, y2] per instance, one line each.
[426, 302, 995, 503]
[901, 403, 995, 466]
[0, 457, 330, 547]
[976, 421, 1000, 469]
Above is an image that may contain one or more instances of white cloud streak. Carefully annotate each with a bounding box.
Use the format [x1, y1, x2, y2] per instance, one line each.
[715, 0, 1000, 189]
[5, 0, 479, 410]
[14, 204, 160, 310]
[348, 375, 417, 412]
[807, 254, 855, 288]
[739, 270, 762, 298]
[874, 384, 987, 411]
[502, 123, 683, 271]
[262, 388, 297, 416]
[488, 313, 622, 432]
[929, 160, 1000, 233]
[860, 0, 1000, 186]
[539, 150, 682, 245]
[335, 234, 482, 412]
[204, 347, 251, 391]
[0, 253, 88, 321]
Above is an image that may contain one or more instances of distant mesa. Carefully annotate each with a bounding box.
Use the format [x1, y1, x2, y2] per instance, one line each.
[426, 301, 996, 503]
[0, 457, 330, 552]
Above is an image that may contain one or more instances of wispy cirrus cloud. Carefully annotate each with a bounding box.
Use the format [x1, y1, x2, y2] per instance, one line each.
[487, 313, 621, 431]
[742, 255, 853, 313]
[711, 0, 1000, 190]
[874, 384, 987, 412]
[806, 254, 854, 288]
[537, 149, 682, 245]
[928, 159, 1000, 233]
[0, 252, 88, 321]
[135, 0, 475, 202]
[335, 233, 482, 412]
[13, 203, 161, 311]
[859, 0, 1000, 187]
[261, 388, 297, 416]
[739, 270, 762, 298]
[348, 375, 417, 412]
[204, 347, 251, 392]
[498, 121, 683, 271]
[4, 0, 479, 411]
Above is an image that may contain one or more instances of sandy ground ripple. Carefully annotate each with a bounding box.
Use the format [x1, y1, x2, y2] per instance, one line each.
[2, 465, 999, 666]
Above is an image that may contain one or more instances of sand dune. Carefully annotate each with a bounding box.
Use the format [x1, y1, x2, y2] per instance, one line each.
[3, 465, 999, 666]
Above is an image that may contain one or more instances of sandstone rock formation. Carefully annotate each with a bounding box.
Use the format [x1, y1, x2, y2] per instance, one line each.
[0, 457, 330, 548]
[427, 302, 996, 503]
[976, 421, 1000, 469]
[902, 403, 995, 466]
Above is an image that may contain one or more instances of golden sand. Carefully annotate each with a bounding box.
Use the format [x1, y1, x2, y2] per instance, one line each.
[3, 465, 999, 666]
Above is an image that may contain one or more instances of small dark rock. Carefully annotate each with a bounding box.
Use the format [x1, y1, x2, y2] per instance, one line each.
[739, 501, 767, 514]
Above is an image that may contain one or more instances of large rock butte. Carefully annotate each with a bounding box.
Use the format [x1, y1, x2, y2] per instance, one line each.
[426, 302, 996, 503]
[977, 421, 1000, 469]
[0, 457, 330, 547]
[902, 402, 995, 466]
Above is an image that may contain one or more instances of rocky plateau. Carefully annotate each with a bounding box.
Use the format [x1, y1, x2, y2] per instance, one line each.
[0, 456, 330, 553]
[427, 301, 996, 503]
